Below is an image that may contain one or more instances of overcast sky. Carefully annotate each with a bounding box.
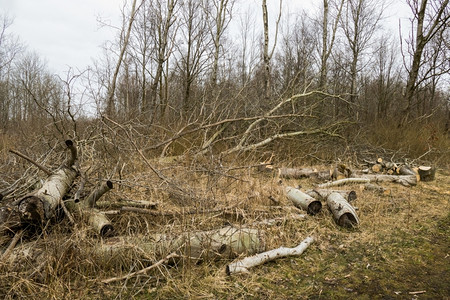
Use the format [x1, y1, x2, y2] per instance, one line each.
[1, 0, 411, 78]
[0, 0, 123, 75]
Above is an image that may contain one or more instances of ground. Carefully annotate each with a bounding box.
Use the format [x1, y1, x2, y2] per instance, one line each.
[0, 158, 449, 299]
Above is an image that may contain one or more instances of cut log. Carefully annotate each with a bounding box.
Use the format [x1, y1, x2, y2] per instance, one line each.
[226, 236, 314, 275]
[327, 192, 359, 228]
[306, 189, 357, 202]
[418, 166, 436, 182]
[279, 168, 330, 180]
[286, 187, 322, 215]
[371, 164, 383, 173]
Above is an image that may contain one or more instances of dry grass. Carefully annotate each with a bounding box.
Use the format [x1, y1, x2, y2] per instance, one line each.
[0, 124, 449, 299]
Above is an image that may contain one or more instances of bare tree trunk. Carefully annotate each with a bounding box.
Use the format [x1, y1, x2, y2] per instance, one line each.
[105, 0, 138, 117]
[402, 0, 449, 122]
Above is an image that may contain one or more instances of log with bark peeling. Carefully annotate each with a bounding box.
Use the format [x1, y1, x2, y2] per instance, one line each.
[226, 236, 314, 275]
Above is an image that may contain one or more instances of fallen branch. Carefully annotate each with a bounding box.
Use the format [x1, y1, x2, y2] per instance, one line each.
[226, 236, 314, 275]
[318, 178, 370, 188]
[8, 149, 52, 176]
[101, 252, 179, 284]
[1, 230, 23, 261]
[97, 226, 265, 263]
[318, 174, 417, 188]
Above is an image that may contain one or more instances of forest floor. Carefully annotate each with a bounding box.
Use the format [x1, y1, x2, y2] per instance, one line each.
[0, 150, 449, 299]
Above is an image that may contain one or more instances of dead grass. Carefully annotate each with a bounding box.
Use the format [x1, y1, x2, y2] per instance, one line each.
[0, 125, 449, 299]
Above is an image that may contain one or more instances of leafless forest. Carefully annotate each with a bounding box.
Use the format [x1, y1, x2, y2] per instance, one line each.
[0, 0, 449, 299]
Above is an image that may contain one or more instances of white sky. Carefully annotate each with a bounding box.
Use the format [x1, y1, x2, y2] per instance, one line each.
[0, 0, 411, 77]
[0, 0, 123, 75]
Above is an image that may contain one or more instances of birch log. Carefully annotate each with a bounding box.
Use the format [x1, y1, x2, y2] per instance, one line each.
[18, 166, 77, 225]
[360, 174, 417, 186]
[327, 192, 359, 228]
[286, 187, 322, 215]
[65, 181, 114, 236]
[226, 236, 314, 275]
[318, 178, 370, 188]
[96, 226, 265, 264]
[306, 189, 357, 202]
[279, 168, 330, 180]
[318, 175, 417, 188]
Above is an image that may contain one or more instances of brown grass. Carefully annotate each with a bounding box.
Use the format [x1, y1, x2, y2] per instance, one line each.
[0, 124, 449, 299]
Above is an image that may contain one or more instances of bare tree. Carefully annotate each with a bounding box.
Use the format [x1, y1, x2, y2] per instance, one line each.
[204, 0, 235, 88]
[402, 0, 449, 121]
[339, 0, 385, 115]
[174, 0, 211, 114]
[0, 14, 23, 129]
[317, 0, 344, 90]
[261, 0, 282, 101]
[105, 0, 139, 117]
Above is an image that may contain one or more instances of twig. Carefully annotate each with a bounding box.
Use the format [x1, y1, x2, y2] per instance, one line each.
[101, 252, 178, 284]
[60, 199, 75, 225]
[9, 149, 52, 176]
[1, 230, 24, 261]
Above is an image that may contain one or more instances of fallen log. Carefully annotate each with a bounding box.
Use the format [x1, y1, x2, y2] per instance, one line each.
[279, 168, 330, 180]
[306, 189, 357, 202]
[418, 166, 436, 182]
[226, 236, 314, 275]
[286, 187, 322, 215]
[318, 174, 417, 188]
[360, 174, 417, 187]
[318, 178, 370, 188]
[327, 192, 359, 228]
[96, 226, 265, 263]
